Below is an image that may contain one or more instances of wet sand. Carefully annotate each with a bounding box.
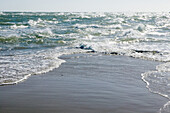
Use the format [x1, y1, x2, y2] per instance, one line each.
[0, 54, 168, 113]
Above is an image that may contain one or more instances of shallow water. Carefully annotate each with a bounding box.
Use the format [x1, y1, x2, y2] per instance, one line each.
[0, 12, 170, 112]
[0, 54, 168, 113]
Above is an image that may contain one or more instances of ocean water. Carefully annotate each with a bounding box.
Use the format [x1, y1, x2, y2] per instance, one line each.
[0, 12, 170, 112]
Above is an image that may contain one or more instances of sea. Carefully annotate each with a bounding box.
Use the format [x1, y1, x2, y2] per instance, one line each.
[0, 12, 170, 112]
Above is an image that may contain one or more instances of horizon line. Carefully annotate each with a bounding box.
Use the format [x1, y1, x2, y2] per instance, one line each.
[1, 10, 170, 13]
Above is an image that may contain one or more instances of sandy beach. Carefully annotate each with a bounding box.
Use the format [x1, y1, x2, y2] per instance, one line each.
[0, 54, 168, 113]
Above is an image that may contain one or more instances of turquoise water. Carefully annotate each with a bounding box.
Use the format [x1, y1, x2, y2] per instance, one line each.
[0, 12, 170, 112]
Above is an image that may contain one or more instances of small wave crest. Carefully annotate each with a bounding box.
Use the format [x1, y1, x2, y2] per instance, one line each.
[160, 101, 170, 113]
[0, 48, 65, 85]
[142, 62, 170, 113]
[157, 62, 170, 72]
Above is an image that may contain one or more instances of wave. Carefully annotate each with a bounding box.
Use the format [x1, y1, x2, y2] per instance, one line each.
[141, 60, 170, 113]
[0, 48, 65, 85]
[0, 12, 170, 112]
[160, 101, 170, 113]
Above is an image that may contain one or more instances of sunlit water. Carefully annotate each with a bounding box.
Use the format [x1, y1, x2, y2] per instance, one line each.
[0, 12, 170, 112]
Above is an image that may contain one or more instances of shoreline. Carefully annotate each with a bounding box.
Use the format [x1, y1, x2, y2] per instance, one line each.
[0, 54, 168, 113]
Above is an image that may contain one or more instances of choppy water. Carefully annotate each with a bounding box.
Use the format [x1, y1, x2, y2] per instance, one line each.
[0, 12, 170, 112]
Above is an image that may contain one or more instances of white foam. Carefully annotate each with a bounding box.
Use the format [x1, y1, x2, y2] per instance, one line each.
[75, 37, 170, 62]
[0, 12, 4, 15]
[157, 62, 170, 72]
[0, 48, 65, 85]
[73, 24, 102, 29]
[147, 32, 168, 37]
[142, 63, 170, 113]
[28, 18, 43, 26]
[160, 101, 170, 113]
[141, 71, 170, 98]
[28, 20, 37, 26]
[10, 24, 28, 29]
